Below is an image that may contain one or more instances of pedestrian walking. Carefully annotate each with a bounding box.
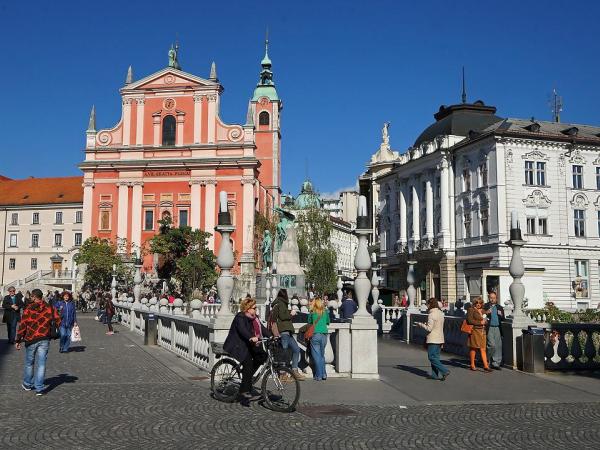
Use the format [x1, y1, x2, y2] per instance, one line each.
[269, 289, 305, 380]
[415, 298, 450, 380]
[55, 291, 77, 353]
[340, 291, 358, 319]
[308, 297, 330, 381]
[2, 286, 24, 344]
[223, 297, 270, 407]
[15, 289, 61, 395]
[104, 294, 115, 335]
[484, 291, 503, 370]
[466, 297, 492, 373]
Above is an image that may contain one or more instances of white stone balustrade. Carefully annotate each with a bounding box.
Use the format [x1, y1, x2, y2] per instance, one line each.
[381, 306, 406, 333]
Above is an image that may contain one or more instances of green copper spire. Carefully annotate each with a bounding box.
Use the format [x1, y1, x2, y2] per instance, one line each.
[252, 33, 279, 101]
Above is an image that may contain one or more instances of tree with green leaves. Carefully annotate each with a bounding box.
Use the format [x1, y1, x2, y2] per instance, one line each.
[149, 216, 217, 296]
[75, 237, 130, 289]
[295, 207, 338, 294]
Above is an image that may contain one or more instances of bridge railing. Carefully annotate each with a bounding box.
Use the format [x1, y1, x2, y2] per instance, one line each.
[115, 302, 363, 377]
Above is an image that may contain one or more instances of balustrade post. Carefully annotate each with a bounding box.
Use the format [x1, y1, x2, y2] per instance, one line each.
[349, 196, 379, 379]
[190, 289, 202, 319]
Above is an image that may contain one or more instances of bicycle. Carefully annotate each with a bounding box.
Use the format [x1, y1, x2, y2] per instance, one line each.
[210, 336, 301, 413]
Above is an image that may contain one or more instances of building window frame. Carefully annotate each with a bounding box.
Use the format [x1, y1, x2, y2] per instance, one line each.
[55, 211, 63, 225]
[9, 258, 15, 270]
[178, 209, 189, 228]
[536, 162, 546, 186]
[463, 168, 471, 192]
[573, 165, 584, 189]
[74, 233, 82, 247]
[574, 209, 586, 237]
[480, 208, 489, 237]
[596, 167, 600, 190]
[258, 111, 270, 126]
[31, 233, 39, 248]
[144, 209, 155, 231]
[75, 211, 83, 224]
[54, 233, 62, 247]
[162, 114, 176, 146]
[10, 213, 18, 226]
[32, 212, 39, 225]
[525, 161, 535, 185]
[574, 259, 590, 298]
[463, 211, 472, 239]
[31, 258, 37, 270]
[9, 233, 17, 248]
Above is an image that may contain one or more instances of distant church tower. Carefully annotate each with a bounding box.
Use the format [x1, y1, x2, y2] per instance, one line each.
[250, 37, 282, 210]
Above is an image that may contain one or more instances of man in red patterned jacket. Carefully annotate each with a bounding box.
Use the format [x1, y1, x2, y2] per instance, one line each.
[15, 289, 60, 395]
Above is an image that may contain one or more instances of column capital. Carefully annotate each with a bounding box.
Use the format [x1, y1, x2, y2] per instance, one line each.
[134, 97, 145, 105]
[116, 181, 131, 188]
[193, 94, 206, 103]
[131, 181, 144, 187]
[204, 179, 217, 185]
[241, 177, 255, 185]
[189, 179, 204, 186]
[122, 98, 134, 105]
[207, 94, 217, 102]
[83, 181, 95, 188]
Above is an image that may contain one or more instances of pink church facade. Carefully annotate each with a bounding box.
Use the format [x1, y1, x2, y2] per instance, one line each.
[80, 45, 281, 288]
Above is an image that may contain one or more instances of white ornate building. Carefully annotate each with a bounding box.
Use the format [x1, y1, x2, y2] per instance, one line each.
[361, 100, 600, 311]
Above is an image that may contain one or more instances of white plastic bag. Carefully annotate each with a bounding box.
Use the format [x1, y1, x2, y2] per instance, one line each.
[71, 324, 82, 343]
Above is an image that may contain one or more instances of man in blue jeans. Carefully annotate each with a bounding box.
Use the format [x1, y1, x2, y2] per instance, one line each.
[15, 289, 61, 395]
[54, 291, 77, 353]
[270, 289, 305, 380]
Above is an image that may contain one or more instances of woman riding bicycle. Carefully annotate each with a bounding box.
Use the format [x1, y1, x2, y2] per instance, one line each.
[223, 297, 270, 406]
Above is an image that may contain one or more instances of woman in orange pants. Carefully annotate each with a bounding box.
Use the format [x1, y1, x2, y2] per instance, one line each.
[466, 297, 492, 373]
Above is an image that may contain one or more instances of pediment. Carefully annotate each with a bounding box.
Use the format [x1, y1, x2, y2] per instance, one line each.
[123, 68, 217, 91]
[523, 190, 551, 208]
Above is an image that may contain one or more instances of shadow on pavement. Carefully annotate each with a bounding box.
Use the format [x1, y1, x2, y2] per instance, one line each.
[67, 346, 87, 353]
[45, 373, 79, 393]
[394, 364, 430, 378]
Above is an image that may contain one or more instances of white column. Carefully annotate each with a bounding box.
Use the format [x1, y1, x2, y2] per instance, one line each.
[135, 98, 145, 146]
[204, 180, 217, 250]
[399, 180, 407, 243]
[207, 95, 216, 144]
[122, 98, 132, 146]
[131, 182, 143, 250]
[412, 183, 420, 242]
[153, 114, 160, 147]
[193, 95, 203, 144]
[176, 112, 185, 146]
[426, 178, 434, 239]
[82, 181, 94, 240]
[449, 160, 456, 249]
[117, 182, 130, 251]
[242, 178, 255, 254]
[440, 156, 450, 248]
[189, 180, 202, 230]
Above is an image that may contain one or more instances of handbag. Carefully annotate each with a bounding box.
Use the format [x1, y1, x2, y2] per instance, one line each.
[71, 324, 82, 343]
[49, 308, 60, 340]
[304, 313, 324, 341]
[460, 319, 473, 335]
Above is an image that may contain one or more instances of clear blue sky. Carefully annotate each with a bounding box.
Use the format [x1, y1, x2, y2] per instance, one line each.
[1, 0, 599, 197]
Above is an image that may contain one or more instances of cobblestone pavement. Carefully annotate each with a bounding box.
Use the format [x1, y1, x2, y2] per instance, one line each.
[1, 315, 600, 449]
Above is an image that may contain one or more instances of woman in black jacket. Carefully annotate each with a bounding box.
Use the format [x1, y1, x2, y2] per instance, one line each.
[223, 297, 270, 406]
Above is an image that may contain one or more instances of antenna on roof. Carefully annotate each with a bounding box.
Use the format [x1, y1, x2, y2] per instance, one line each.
[461, 66, 467, 104]
[549, 88, 563, 123]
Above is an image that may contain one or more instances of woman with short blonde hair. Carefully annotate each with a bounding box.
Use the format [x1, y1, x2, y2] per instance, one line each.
[308, 297, 330, 381]
[240, 297, 256, 313]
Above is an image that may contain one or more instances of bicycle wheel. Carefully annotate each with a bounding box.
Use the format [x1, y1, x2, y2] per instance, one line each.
[261, 366, 300, 413]
[211, 358, 241, 403]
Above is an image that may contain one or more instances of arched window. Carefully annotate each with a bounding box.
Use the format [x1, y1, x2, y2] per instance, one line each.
[259, 111, 270, 126]
[162, 115, 176, 146]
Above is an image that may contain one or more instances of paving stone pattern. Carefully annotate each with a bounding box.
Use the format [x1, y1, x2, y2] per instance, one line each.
[1, 315, 600, 449]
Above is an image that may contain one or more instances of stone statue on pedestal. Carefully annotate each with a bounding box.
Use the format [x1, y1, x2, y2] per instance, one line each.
[274, 206, 295, 252]
[260, 230, 273, 270]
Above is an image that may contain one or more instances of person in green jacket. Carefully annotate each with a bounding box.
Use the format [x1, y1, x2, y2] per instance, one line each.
[308, 297, 330, 381]
[270, 289, 305, 380]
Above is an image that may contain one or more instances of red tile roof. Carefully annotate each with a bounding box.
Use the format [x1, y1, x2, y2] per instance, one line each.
[0, 176, 83, 206]
[0, 175, 12, 181]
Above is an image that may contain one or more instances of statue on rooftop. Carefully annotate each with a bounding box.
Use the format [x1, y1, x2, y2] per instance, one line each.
[168, 43, 181, 70]
[382, 122, 390, 147]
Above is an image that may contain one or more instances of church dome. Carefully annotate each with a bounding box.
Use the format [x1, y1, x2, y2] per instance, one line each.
[294, 180, 321, 209]
[413, 101, 503, 147]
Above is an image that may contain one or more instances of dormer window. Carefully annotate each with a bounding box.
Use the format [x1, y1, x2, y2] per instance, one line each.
[259, 111, 270, 126]
[162, 115, 176, 146]
[525, 122, 541, 132]
[562, 127, 579, 136]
